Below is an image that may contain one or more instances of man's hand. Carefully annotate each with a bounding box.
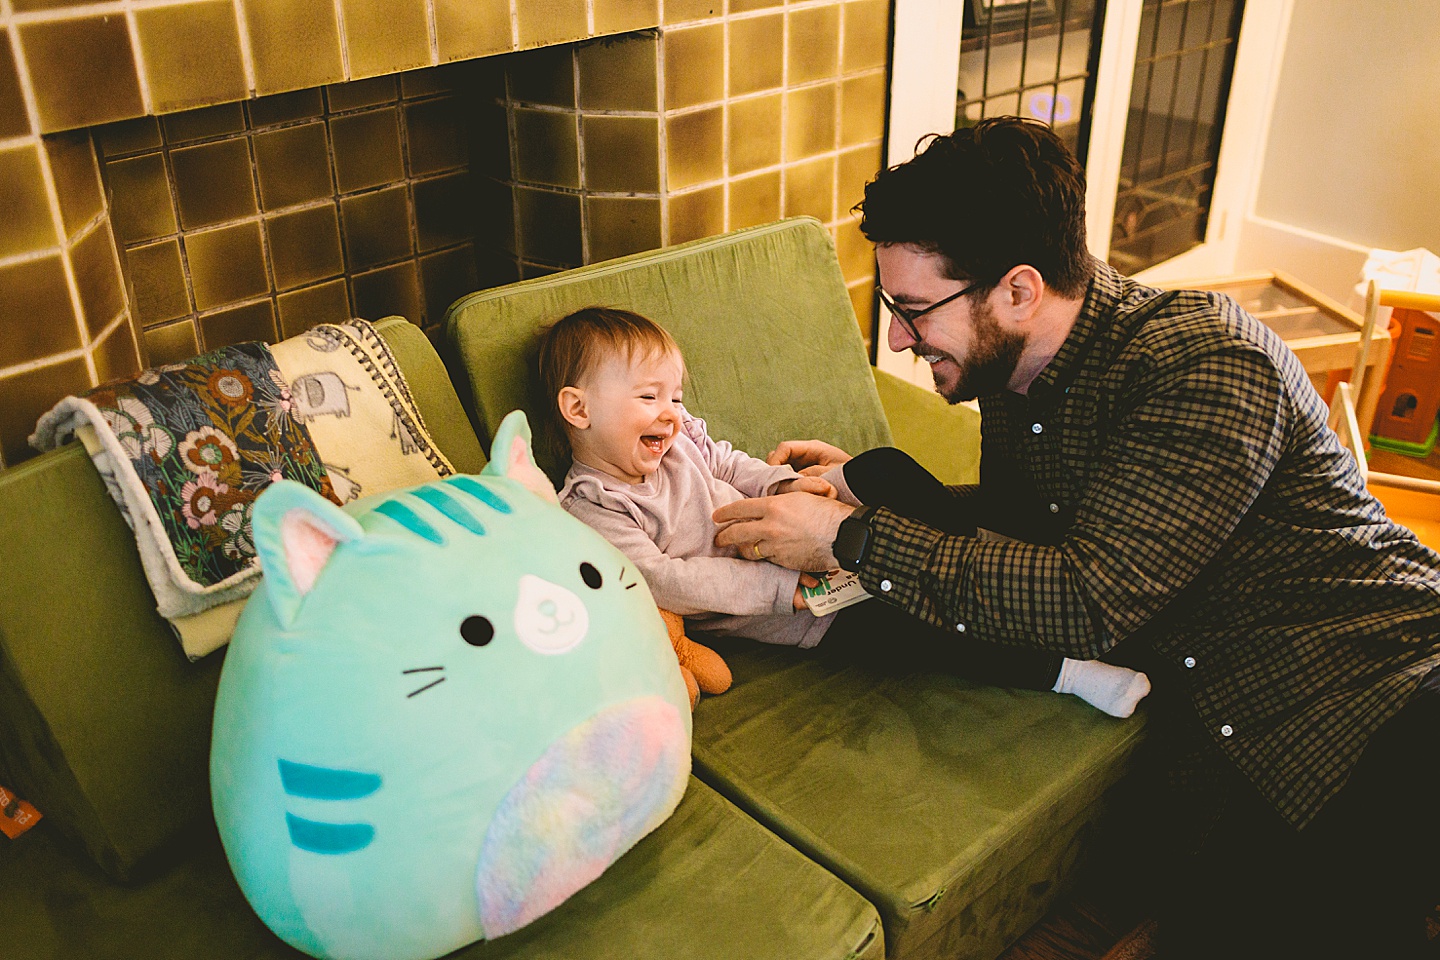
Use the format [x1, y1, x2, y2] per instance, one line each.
[774, 475, 837, 499]
[767, 440, 852, 477]
[714, 493, 855, 572]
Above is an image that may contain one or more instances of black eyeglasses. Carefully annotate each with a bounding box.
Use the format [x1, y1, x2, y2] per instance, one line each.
[877, 283, 976, 342]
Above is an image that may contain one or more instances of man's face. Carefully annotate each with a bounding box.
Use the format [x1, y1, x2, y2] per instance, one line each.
[877, 244, 1024, 403]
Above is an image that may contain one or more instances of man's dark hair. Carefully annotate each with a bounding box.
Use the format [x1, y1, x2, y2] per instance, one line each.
[857, 117, 1094, 298]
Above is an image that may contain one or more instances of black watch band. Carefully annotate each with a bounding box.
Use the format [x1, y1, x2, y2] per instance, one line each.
[832, 505, 876, 572]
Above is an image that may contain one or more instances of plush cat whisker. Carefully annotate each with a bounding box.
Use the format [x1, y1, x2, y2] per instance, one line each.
[402, 666, 447, 699]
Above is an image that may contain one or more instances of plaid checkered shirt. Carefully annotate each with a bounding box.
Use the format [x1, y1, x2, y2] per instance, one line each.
[859, 261, 1440, 829]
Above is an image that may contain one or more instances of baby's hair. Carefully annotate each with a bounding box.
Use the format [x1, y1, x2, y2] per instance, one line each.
[535, 307, 682, 458]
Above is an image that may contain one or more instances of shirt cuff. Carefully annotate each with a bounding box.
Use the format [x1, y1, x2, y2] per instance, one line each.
[857, 507, 955, 627]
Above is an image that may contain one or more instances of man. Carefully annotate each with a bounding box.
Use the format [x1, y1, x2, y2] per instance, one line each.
[713, 117, 1440, 958]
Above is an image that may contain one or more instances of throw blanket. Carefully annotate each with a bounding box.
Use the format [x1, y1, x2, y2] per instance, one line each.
[31, 319, 454, 659]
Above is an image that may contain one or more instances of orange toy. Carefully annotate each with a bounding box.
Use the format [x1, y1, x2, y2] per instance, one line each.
[658, 608, 732, 709]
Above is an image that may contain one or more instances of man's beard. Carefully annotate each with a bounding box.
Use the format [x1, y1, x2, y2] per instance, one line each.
[917, 299, 1025, 403]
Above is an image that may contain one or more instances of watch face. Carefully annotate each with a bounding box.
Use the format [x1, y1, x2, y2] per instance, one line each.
[834, 515, 870, 570]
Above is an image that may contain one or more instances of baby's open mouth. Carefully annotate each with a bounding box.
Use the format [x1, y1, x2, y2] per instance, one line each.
[642, 435, 667, 453]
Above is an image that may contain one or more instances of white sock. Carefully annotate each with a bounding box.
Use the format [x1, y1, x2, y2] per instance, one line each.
[1052, 658, 1151, 718]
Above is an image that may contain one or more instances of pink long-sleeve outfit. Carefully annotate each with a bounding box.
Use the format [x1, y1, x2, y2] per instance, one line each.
[559, 410, 835, 649]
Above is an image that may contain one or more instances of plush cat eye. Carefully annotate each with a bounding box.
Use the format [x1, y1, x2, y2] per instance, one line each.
[580, 563, 603, 589]
[460, 616, 495, 646]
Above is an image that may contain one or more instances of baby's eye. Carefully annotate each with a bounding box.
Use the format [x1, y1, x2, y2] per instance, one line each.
[640, 393, 656, 400]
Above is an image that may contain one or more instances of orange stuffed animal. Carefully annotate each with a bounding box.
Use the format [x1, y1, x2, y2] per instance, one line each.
[658, 608, 732, 709]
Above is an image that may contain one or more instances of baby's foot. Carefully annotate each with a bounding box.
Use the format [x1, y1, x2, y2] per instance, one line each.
[1052, 658, 1151, 718]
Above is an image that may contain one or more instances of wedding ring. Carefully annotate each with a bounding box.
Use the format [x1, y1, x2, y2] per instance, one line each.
[751, 541, 765, 560]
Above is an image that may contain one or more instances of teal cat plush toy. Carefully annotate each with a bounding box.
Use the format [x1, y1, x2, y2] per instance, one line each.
[210, 411, 691, 960]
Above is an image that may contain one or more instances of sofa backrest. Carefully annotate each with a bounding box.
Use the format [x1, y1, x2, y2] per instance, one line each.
[0, 317, 484, 881]
[445, 218, 894, 482]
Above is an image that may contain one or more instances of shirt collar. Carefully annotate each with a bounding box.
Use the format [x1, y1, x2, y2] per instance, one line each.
[1027, 259, 1132, 402]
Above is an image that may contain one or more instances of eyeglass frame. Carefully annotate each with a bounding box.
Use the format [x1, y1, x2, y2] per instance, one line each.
[877, 282, 978, 342]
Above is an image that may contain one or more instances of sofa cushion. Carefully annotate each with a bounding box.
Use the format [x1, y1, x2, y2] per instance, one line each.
[0, 317, 484, 881]
[0, 777, 883, 960]
[691, 638, 1146, 960]
[445, 217, 893, 481]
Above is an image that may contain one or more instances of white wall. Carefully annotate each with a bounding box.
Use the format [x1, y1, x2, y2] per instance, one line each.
[1239, 0, 1440, 302]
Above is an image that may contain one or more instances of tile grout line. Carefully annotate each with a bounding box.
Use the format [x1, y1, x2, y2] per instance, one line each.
[231, 0, 256, 100]
[124, 2, 154, 117]
[425, 0, 438, 66]
[332, 0, 351, 81]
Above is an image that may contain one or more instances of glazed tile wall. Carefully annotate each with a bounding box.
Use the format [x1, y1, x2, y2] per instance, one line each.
[486, 0, 888, 338]
[96, 68, 487, 378]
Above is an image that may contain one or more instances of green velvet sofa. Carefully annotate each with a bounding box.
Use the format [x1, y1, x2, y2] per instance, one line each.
[0, 218, 1145, 960]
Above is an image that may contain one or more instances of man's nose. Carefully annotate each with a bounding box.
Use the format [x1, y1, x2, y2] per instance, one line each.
[887, 313, 916, 352]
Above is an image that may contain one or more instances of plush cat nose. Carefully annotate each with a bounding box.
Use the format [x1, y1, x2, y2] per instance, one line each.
[514, 575, 589, 655]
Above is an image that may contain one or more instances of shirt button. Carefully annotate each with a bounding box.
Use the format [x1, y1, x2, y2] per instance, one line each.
[1220, 724, 1234, 738]
[880, 579, 892, 592]
[1183, 656, 1197, 669]
[1031, 422, 1044, 434]
[956, 622, 966, 633]
[1048, 502, 1059, 513]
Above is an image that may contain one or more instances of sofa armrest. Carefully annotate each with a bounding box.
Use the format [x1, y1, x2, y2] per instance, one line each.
[872, 368, 980, 485]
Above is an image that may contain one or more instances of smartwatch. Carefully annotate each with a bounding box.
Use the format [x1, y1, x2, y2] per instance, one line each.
[832, 505, 876, 572]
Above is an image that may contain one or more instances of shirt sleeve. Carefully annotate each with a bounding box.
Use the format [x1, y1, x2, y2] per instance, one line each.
[564, 493, 802, 618]
[685, 413, 798, 497]
[858, 345, 1287, 660]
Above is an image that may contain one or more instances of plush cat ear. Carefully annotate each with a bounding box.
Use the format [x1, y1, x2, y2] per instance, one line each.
[251, 480, 365, 627]
[483, 410, 558, 505]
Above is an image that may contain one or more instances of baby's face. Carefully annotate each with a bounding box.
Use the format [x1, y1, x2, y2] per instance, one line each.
[571, 348, 685, 484]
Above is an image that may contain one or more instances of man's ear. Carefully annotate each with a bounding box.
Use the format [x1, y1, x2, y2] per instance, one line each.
[557, 385, 589, 430]
[1001, 265, 1045, 319]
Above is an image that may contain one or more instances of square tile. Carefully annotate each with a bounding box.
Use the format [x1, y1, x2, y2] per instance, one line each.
[577, 33, 658, 112]
[401, 65, 461, 99]
[0, 255, 79, 369]
[515, 187, 582, 265]
[341, 0, 431, 79]
[667, 184, 724, 244]
[843, 0, 890, 72]
[0, 358, 90, 466]
[665, 106, 724, 190]
[136, 1, 248, 114]
[414, 172, 476, 252]
[477, 177, 517, 256]
[71, 222, 126, 337]
[45, 131, 104, 240]
[833, 212, 874, 282]
[783, 154, 836, 223]
[353, 261, 422, 323]
[330, 107, 405, 194]
[326, 76, 398, 113]
[267, 205, 344, 290]
[728, 94, 782, 175]
[0, 32, 31, 139]
[664, 23, 724, 109]
[277, 279, 352, 339]
[171, 138, 259, 230]
[662, 0, 720, 23]
[841, 72, 886, 145]
[92, 323, 141, 385]
[585, 196, 661, 262]
[506, 45, 575, 108]
[20, 16, 143, 132]
[434, 0, 514, 62]
[105, 152, 177, 246]
[848, 280, 874, 337]
[161, 103, 247, 145]
[0, 145, 60, 258]
[730, 0, 782, 11]
[515, 0, 589, 49]
[728, 170, 781, 230]
[249, 88, 326, 128]
[201, 300, 278, 349]
[728, 13, 784, 97]
[784, 83, 837, 162]
[143, 319, 200, 367]
[254, 122, 334, 211]
[242, 0, 345, 96]
[186, 221, 269, 311]
[593, 0, 660, 34]
[472, 100, 512, 181]
[838, 142, 882, 215]
[405, 97, 469, 176]
[513, 108, 580, 188]
[419, 246, 479, 326]
[95, 117, 162, 158]
[582, 115, 660, 193]
[339, 185, 413, 271]
[124, 239, 192, 326]
[787, 5, 841, 85]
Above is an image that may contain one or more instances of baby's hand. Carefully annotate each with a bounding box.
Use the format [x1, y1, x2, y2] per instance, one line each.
[792, 573, 821, 611]
[775, 476, 837, 499]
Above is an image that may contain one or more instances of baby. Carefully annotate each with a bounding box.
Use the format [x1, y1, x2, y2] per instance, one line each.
[540, 307, 1150, 718]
